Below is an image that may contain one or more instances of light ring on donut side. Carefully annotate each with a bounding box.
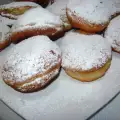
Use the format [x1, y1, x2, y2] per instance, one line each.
[64, 59, 111, 82]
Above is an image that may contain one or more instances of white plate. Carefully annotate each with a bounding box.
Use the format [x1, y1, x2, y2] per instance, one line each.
[0, 43, 120, 120]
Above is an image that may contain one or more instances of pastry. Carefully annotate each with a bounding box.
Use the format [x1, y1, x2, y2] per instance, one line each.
[61, 32, 112, 82]
[2, 35, 61, 93]
[0, 2, 40, 20]
[66, 0, 120, 33]
[104, 15, 120, 53]
[9, 7, 64, 43]
[47, 0, 72, 31]
[0, 20, 11, 51]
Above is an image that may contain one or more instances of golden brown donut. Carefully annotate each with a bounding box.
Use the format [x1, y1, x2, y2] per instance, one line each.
[2, 35, 61, 93]
[8, 7, 64, 43]
[61, 32, 112, 82]
[66, 9, 108, 33]
[66, 0, 120, 33]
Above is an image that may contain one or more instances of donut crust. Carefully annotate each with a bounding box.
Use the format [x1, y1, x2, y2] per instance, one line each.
[10, 27, 65, 44]
[112, 48, 120, 53]
[3, 62, 61, 93]
[0, 39, 11, 51]
[64, 59, 111, 82]
[66, 8, 108, 33]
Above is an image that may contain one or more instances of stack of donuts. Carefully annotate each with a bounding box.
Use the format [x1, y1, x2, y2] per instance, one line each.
[1, 0, 120, 93]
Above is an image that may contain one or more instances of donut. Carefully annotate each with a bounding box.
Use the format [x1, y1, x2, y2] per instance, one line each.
[14, 0, 50, 8]
[104, 15, 120, 53]
[1, 35, 61, 93]
[0, 2, 40, 20]
[47, 0, 72, 31]
[8, 7, 64, 43]
[66, 0, 120, 33]
[0, 21, 11, 51]
[61, 32, 112, 82]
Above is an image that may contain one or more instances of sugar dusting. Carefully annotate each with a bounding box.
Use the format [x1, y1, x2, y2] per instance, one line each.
[0, 20, 10, 43]
[61, 32, 111, 71]
[11, 7, 63, 33]
[47, 0, 69, 24]
[47, 0, 71, 29]
[105, 15, 120, 52]
[2, 35, 61, 83]
[19, 69, 59, 92]
[67, 0, 120, 24]
[0, 15, 15, 25]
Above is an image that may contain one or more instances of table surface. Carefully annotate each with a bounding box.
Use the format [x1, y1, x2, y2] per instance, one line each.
[0, 92, 120, 120]
[0, 0, 120, 120]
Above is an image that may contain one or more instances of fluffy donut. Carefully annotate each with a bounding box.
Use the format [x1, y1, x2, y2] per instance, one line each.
[0, 2, 40, 20]
[61, 32, 112, 82]
[66, 0, 120, 33]
[104, 15, 120, 53]
[47, 0, 72, 31]
[8, 7, 64, 43]
[0, 21, 11, 51]
[2, 35, 61, 93]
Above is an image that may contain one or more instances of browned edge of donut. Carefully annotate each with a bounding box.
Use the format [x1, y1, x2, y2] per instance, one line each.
[0, 40, 11, 51]
[3, 62, 61, 93]
[10, 27, 65, 44]
[112, 47, 120, 54]
[66, 8, 109, 33]
[63, 58, 112, 82]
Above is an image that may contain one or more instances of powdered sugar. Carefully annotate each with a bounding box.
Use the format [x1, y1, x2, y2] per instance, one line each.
[67, 0, 120, 24]
[61, 32, 111, 71]
[47, 0, 68, 15]
[0, 20, 10, 43]
[20, 69, 59, 92]
[47, 0, 70, 28]
[104, 15, 120, 52]
[0, 15, 15, 25]
[11, 7, 63, 33]
[2, 35, 61, 83]
[0, 2, 40, 9]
